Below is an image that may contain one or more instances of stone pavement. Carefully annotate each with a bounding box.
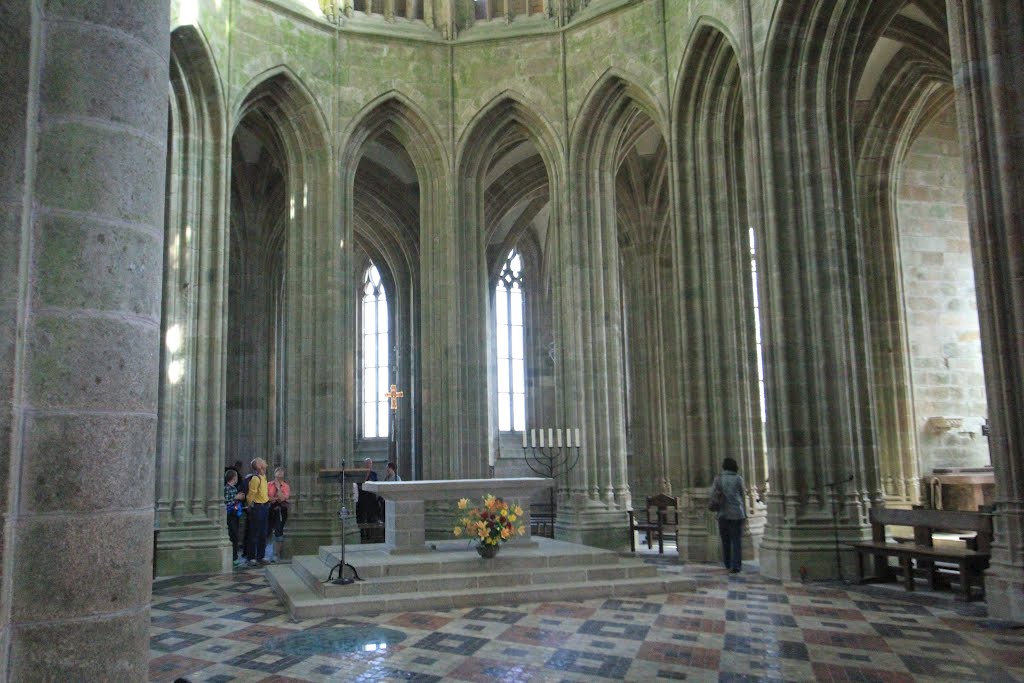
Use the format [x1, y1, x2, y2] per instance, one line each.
[149, 558, 1024, 682]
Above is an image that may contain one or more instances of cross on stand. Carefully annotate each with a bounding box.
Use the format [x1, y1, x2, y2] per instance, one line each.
[384, 383, 404, 466]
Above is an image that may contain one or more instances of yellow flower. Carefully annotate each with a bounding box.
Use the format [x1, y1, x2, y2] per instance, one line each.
[508, 514, 517, 522]
[454, 527, 462, 536]
[501, 507, 509, 517]
[458, 498, 469, 510]
[514, 505, 523, 516]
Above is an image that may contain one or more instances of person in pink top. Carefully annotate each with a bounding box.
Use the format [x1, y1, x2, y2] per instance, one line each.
[265, 467, 291, 562]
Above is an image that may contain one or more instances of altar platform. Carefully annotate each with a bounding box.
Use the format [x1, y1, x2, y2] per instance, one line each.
[267, 537, 696, 619]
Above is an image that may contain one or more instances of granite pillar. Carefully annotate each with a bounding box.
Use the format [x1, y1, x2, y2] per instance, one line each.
[0, 0, 169, 679]
[947, 0, 1024, 621]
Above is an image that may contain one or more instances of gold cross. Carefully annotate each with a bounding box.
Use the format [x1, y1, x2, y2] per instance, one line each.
[384, 384, 404, 411]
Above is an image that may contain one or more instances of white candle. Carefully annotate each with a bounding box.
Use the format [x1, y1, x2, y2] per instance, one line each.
[556, 429, 563, 448]
[531, 429, 536, 448]
[547, 428, 554, 446]
[575, 428, 581, 448]
[565, 428, 572, 448]
[539, 430, 545, 447]
[522, 430, 527, 448]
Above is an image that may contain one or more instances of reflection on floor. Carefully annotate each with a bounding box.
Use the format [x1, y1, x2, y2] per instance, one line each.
[150, 555, 1024, 682]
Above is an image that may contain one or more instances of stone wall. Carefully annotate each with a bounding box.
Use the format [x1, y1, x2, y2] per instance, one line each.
[897, 104, 989, 474]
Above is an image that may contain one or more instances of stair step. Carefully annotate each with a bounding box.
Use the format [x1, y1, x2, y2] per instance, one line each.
[315, 541, 623, 578]
[267, 563, 696, 619]
[266, 537, 696, 619]
[292, 554, 660, 599]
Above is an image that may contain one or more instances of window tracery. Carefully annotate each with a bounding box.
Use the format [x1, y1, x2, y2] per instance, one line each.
[362, 263, 390, 438]
[496, 249, 526, 432]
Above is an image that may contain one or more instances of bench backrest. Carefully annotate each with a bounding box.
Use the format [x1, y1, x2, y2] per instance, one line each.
[868, 507, 993, 551]
[645, 493, 680, 527]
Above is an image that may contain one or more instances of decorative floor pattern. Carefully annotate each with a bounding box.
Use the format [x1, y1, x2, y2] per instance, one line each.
[150, 560, 1024, 682]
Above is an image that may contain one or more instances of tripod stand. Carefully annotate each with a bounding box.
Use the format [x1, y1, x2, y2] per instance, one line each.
[325, 462, 361, 585]
[824, 474, 854, 582]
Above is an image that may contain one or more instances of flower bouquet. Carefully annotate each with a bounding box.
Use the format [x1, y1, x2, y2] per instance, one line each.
[453, 494, 526, 558]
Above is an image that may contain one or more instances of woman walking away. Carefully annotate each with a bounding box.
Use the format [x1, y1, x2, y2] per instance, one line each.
[710, 457, 746, 573]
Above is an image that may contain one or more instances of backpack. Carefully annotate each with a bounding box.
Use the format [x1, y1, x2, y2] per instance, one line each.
[707, 479, 724, 512]
[242, 473, 256, 505]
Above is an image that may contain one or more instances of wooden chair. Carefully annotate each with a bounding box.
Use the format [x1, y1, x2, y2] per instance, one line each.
[530, 502, 555, 539]
[628, 494, 680, 554]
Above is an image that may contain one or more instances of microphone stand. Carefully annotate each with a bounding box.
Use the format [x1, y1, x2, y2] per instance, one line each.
[326, 461, 361, 585]
[824, 474, 854, 583]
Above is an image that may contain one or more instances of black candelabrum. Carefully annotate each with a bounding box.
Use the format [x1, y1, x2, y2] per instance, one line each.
[521, 427, 582, 538]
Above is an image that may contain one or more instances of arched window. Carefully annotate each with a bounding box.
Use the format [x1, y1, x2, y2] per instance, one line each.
[362, 263, 389, 438]
[749, 228, 767, 425]
[496, 249, 526, 432]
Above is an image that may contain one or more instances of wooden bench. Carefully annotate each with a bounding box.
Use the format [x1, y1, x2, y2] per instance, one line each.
[850, 507, 992, 600]
[628, 494, 679, 554]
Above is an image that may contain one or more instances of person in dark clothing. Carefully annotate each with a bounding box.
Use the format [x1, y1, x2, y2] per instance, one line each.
[356, 458, 379, 524]
[710, 457, 747, 573]
[224, 470, 245, 565]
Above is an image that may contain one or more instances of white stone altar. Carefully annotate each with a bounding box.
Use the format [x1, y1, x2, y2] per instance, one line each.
[362, 477, 554, 554]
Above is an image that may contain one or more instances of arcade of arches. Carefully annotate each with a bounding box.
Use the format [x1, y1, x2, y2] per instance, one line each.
[2, 0, 1023, 678]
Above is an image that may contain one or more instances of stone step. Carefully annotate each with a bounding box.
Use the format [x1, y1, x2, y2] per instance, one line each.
[292, 553, 661, 599]
[265, 537, 696, 619]
[313, 541, 625, 580]
[267, 562, 696, 619]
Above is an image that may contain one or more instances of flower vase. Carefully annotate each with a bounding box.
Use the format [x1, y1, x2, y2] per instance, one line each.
[476, 543, 499, 559]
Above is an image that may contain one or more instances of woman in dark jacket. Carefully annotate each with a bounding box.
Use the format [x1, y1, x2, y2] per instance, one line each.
[710, 457, 747, 573]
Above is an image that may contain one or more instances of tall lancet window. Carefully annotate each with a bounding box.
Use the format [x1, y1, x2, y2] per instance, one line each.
[362, 263, 389, 438]
[749, 228, 767, 425]
[496, 249, 526, 432]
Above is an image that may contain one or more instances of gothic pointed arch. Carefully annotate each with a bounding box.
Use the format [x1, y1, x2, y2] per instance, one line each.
[671, 22, 767, 561]
[455, 92, 565, 480]
[563, 72, 670, 536]
[227, 66, 337, 544]
[757, 0, 908, 579]
[855, 13, 955, 509]
[155, 24, 231, 574]
[340, 93, 449, 480]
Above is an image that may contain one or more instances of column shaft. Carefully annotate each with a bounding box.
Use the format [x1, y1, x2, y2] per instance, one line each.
[947, 0, 1024, 621]
[0, 0, 169, 678]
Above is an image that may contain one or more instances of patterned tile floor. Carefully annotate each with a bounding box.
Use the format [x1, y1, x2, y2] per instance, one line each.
[150, 557, 1024, 682]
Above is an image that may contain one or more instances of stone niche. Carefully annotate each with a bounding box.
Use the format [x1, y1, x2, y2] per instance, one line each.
[922, 466, 995, 511]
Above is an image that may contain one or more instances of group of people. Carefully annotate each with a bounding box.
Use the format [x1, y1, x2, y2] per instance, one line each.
[224, 458, 290, 568]
[355, 458, 400, 524]
[223, 455, 744, 573]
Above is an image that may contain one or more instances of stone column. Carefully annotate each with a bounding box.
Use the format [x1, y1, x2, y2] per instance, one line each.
[0, 0, 169, 679]
[947, 0, 1024, 622]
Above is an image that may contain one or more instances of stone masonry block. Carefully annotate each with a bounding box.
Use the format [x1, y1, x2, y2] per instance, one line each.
[26, 314, 159, 411]
[8, 608, 149, 682]
[44, 0, 170, 54]
[19, 412, 156, 514]
[42, 22, 167, 133]
[9, 510, 153, 622]
[35, 121, 167, 227]
[33, 212, 162, 317]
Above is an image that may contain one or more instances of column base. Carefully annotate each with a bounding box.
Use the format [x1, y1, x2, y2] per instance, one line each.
[677, 511, 765, 564]
[282, 514, 342, 558]
[759, 523, 866, 582]
[554, 508, 630, 550]
[154, 524, 232, 576]
[985, 564, 1024, 622]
